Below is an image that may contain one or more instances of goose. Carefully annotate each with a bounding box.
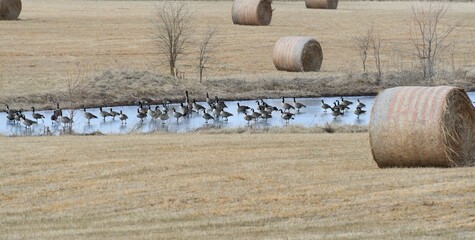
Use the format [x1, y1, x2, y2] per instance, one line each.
[293, 97, 306, 112]
[4, 104, 16, 116]
[354, 107, 366, 118]
[260, 99, 271, 108]
[357, 99, 366, 109]
[6, 112, 15, 122]
[159, 110, 169, 124]
[60, 115, 72, 127]
[237, 103, 250, 114]
[336, 100, 349, 112]
[279, 109, 295, 123]
[20, 114, 37, 129]
[321, 100, 331, 112]
[243, 114, 254, 124]
[341, 97, 353, 106]
[50, 111, 58, 124]
[212, 106, 221, 119]
[14, 109, 23, 124]
[260, 111, 272, 122]
[31, 107, 45, 123]
[83, 108, 98, 123]
[331, 107, 343, 119]
[110, 108, 120, 119]
[251, 108, 261, 120]
[151, 106, 162, 120]
[180, 102, 191, 118]
[55, 103, 63, 119]
[220, 110, 233, 121]
[281, 97, 295, 112]
[172, 108, 183, 123]
[99, 107, 112, 121]
[202, 112, 214, 123]
[147, 106, 156, 118]
[215, 96, 227, 109]
[256, 100, 266, 112]
[136, 108, 147, 122]
[138, 101, 148, 114]
[205, 93, 215, 106]
[119, 110, 128, 124]
[192, 99, 205, 113]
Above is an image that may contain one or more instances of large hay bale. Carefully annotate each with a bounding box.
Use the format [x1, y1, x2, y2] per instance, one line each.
[232, 0, 272, 26]
[0, 0, 21, 20]
[305, 0, 338, 9]
[370, 86, 475, 168]
[273, 36, 323, 72]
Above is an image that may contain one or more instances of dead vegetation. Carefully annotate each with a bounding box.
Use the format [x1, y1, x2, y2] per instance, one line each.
[1, 133, 474, 239]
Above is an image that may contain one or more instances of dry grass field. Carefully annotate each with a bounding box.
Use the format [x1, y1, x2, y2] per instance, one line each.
[1, 1, 475, 108]
[1, 132, 474, 239]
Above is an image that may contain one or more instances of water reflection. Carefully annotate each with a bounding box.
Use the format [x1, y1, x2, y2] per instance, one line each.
[4, 92, 471, 136]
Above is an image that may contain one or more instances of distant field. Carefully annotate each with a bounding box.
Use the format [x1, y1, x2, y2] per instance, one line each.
[1, 132, 474, 239]
[0, 1, 474, 108]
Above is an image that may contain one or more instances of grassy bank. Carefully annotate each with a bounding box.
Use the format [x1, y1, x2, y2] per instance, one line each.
[1, 132, 474, 239]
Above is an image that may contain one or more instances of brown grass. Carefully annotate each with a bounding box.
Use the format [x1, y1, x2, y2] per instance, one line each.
[0, 1, 474, 108]
[1, 132, 474, 239]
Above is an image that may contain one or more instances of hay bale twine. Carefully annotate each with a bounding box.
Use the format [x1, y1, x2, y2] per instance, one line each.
[305, 0, 338, 9]
[0, 0, 21, 20]
[232, 0, 272, 26]
[273, 36, 323, 72]
[370, 86, 475, 168]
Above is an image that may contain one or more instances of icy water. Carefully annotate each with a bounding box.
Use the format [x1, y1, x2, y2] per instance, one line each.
[2, 93, 473, 136]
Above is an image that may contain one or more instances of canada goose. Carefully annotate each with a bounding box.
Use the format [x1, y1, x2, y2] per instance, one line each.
[281, 97, 295, 112]
[159, 110, 169, 124]
[260, 99, 271, 108]
[251, 108, 261, 120]
[279, 109, 295, 123]
[336, 100, 349, 112]
[55, 103, 63, 119]
[172, 108, 183, 123]
[60, 115, 72, 127]
[341, 97, 353, 106]
[331, 107, 343, 119]
[110, 108, 120, 119]
[357, 99, 366, 109]
[215, 96, 227, 109]
[20, 114, 37, 129]
[31, 107, 45, 123]
[256, 100, 266, 112]
[260, 111, 272, 122]
[180, 102, 191, 118]
[321, 100, 331, 112]
[220, 110, 233, 121]
[202, 112, 214, 123]
[237, 103, 250, 114]
[14, 110, 23, 124]
[206, 93, 214, 106]
[99, 107, 112, 121]
[243, 114, 254, 124]
[293, 97, 306, 112]
[136, 108, 147, 122]
[4, 104, 16, 115]
[150, 106, 161, 120]
[138, 101, 148, 114]
[354, 107, 366, 118]
[6, 112, 15, 122]
[83, 108, 98, 123]
[119, 110, 128, 124]
[212, 106, 221, 119]
[192, 99, 205, 113]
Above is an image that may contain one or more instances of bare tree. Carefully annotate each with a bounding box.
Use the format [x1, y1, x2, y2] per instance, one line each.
[410, 2, 460, 79]
[153, 2, 194, 77]
[198, 27, 217, 83]
[352, 27, 373, 73]
[372, 33, 382, 84]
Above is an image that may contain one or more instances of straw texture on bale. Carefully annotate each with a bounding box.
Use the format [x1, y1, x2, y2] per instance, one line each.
[232, 0, 272, 26]
[273, 36, 323, 72]
[0, 0, 21, 20]
[370, 86, 475, 168]
[305, 0, 338, 9]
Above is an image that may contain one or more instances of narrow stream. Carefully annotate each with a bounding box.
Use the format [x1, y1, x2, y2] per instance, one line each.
[2, 92, 473, 136]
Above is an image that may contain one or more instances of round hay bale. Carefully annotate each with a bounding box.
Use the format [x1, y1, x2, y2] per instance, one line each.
[305, 0, 338, 9]
[273, 36, 323, 72]
[232, 0, 272, 26]
[0, 0, 21, 20]
[370, 86, 475, 168]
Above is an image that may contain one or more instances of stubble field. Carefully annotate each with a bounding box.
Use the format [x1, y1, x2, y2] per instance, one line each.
[1, 1, 475, 108]
[1, 1, 475, 239]
[1, 133, 474, 239]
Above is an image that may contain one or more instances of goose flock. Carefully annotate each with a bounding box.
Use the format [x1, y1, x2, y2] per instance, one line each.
[3, 91, 367, 131]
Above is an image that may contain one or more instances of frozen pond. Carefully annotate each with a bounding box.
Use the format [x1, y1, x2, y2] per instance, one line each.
[2, 92, 474, 136]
